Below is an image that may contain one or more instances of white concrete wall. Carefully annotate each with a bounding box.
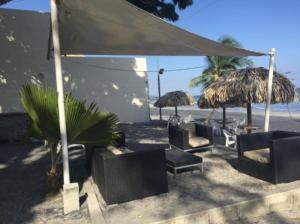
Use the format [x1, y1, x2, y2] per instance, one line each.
[0, 9, 150, 123]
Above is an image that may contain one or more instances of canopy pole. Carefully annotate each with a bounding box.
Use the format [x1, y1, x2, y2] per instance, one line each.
[157, 70, 162, 120]
[50, 0, 70, 184]
[264, 48, 276, 132]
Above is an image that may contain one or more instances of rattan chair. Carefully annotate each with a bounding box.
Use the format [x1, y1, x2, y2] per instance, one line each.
[237, 131, 300, 184]
[168, 123, 214, 153]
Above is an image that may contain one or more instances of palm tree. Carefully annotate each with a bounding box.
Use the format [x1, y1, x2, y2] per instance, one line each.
[189, 36, 253, 125]
[190, 36, 253, 89]
[20, 84, 119, 192]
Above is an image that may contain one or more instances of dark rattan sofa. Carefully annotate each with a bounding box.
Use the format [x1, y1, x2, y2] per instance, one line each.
[91, 146, 168, 205]
[168, 123, 214, 152]
[237, 130, 300, 184]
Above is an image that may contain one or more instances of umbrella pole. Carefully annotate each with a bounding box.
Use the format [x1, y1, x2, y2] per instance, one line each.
[264, 48, 276, 132]
[247, 103, 252, 133]
[222, 107, 226, 129]
[175, 106, 178, 116]
[50, 0, 79, 213]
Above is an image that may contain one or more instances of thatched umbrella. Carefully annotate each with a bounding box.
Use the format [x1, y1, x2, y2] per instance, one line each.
[198, 67, 298, 129]
[154, 91, 195, 116]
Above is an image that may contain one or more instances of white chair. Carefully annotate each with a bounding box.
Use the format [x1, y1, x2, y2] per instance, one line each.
[209, 119, 222, 136]
[223, 129, 236, 148]
[167, 114, 182, 128]
[183, 114, 193, 123]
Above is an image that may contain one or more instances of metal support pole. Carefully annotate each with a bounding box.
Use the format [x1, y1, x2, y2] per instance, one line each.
[264, 48, 276, 132]
[50, 0, 70, 184]
[158, 72, 162, 120]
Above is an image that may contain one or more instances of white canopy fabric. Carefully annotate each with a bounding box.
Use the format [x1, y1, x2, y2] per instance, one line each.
[58, 0, 265, 57]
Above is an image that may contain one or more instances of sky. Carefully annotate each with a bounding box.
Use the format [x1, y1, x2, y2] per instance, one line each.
[1, 0, 300, 96]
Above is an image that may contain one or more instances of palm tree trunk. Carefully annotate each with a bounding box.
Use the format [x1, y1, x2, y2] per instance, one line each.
[47, 143, 61, 193]
[49, 144, 58, 176]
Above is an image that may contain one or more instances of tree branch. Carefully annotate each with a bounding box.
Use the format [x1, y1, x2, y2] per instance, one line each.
[0, 0, 13, 6]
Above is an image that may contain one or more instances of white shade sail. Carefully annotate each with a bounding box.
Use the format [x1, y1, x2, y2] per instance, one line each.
[58, 0, 265, 57]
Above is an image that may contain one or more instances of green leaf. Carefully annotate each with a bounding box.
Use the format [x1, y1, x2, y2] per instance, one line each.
[20, 84, 119, 146]
[189, 36, 254, 93]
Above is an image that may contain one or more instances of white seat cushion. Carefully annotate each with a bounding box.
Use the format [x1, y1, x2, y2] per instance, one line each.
[107, 145, 123, 155]
[189, 136, 209, 148]
[243, 148, 270, 164]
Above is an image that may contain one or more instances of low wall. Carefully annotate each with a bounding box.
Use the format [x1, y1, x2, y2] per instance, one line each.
[0, 112, 29, 142]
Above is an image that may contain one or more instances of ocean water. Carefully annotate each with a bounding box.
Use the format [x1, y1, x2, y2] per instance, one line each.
[150, 89, 300, 112]
[193, 96, 300, 113]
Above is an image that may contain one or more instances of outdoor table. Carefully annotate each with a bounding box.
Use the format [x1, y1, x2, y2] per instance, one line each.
[238, 125, 260, 134]
[214, 119, 234, 125]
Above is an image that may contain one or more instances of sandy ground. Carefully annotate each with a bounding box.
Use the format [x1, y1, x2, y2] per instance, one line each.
[0, 142, 91, 224]
[1, 107, 300, 224]
[103, 118, 300, 224]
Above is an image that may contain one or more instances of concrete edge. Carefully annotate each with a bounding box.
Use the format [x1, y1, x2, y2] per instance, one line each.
[150, 187, 300, 224]
[84, 179, 107, 224]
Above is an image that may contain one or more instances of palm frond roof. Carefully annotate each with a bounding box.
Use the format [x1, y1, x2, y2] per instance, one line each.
[154, 91, 195, 107]
[198, 67, 298, 108]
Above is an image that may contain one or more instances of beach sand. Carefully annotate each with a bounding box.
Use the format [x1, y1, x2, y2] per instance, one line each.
[106, 116, 300, 224]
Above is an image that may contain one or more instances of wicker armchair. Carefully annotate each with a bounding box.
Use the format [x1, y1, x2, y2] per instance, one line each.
[92, 147, 168, 205]
[85, 132, 126, 173]
[168, 123, 214, 152]
[237, 131, 300, 184]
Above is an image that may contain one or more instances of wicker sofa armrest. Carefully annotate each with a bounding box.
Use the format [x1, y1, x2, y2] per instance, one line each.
[237, 132, 272, 156]
[271, 130, 300, 140]
[271, 136, 300, 183]
[168, 125, 189, 150]
[195, 123, 214, 144]
[115, 131, 126, 147]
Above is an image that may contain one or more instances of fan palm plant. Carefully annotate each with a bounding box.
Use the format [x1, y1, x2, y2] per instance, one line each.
[189, 36, 254, 123]
[20, 84, 119, 191]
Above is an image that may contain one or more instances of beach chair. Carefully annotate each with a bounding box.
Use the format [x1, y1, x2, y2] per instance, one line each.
[208, 119, 222, 136]
[167, 114, 182, 128]
[223, 129, 236, 147]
